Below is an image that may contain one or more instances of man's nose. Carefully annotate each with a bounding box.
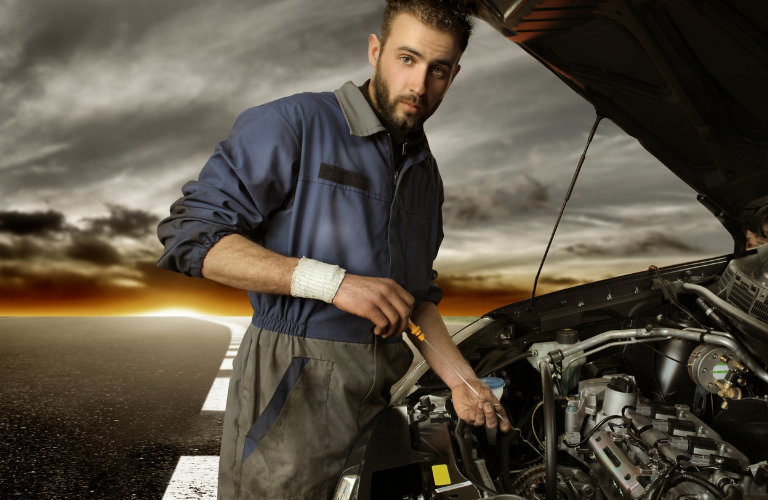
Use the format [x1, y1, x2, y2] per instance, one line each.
[408, 66, 428, 97]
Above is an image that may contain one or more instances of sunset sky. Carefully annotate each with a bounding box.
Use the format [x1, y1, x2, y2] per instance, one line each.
[0, 0, 734, 317]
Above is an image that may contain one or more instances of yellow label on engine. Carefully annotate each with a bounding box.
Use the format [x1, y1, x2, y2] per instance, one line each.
[432, 464, 451, 486]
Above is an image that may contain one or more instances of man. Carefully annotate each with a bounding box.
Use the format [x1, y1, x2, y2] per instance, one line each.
[157, 1, 510, 498]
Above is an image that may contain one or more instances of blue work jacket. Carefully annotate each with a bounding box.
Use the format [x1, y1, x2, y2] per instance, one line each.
[157, 81, 444, 344]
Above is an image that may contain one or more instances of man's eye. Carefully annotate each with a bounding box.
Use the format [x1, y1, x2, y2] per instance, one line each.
[433, 67, 446, 77]
[400, 56, 411, 64]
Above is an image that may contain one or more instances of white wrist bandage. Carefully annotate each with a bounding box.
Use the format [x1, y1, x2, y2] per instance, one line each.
[290, 257, 346, 303]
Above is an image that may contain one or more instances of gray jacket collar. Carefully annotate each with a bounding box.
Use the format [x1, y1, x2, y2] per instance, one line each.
[334, 81, 386, 137]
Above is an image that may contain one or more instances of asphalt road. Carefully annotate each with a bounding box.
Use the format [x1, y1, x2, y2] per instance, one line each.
[0, 317, 231, 499]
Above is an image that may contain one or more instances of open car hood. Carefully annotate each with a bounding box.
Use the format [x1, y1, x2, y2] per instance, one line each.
[470, 0, 768, 251]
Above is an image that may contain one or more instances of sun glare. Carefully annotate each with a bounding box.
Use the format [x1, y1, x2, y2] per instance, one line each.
[138, 308, 205, 317]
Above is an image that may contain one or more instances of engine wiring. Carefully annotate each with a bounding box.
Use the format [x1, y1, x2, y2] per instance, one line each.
[562, 413, 624, 448]
[531, 401, 545, 448]
[650, 265, 710, 331]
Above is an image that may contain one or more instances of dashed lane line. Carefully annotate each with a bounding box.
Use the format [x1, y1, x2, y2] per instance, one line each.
[161, 456, 220, 500]
[201, 377, 231, 412]
[162, 317, 250, 500]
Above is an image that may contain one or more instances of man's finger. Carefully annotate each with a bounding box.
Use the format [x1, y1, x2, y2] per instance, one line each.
[383, 294, 409, 338]
[381, 285, 411, 337]
[378, 301, 401, 338]
[473, 399, 486, 426]
[369, 309, 389, 336]
[483, 402, 497, 429]
[390, 294, 411, 335]
[499, 409, 511, 432]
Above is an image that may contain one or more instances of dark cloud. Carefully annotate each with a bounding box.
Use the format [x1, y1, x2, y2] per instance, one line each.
[443, 176, 550, 227]
[563, 242, 611, 257]
[3, 101, 234, 193]
[87, 205, 159, 238]
[0, 210, 65, 235]
[0, 206, 158, 241]
[2, 0, 212, 87]
[634, 232, 695, 253]
[0, 239, 43, 260]
[564, 232, 695, 257]
[65, 237, 122, 266]
[0, 0, 384, 195]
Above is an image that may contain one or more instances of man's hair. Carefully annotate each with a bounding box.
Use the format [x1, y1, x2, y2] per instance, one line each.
[380, 0, 475, 53]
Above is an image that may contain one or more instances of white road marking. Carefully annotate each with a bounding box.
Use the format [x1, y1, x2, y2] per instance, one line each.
[163, 316, 250, 500]
[197, 317, 249, 411]
[162, 456, 219, 499]
[201, 377, 231, 412]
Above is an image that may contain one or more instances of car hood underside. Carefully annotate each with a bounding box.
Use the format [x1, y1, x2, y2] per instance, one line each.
[471, 0, 768, 244]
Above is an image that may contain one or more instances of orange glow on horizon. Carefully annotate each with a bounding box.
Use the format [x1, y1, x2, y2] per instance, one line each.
[0, 288, 533, 317]
[0, 262, 546, 318]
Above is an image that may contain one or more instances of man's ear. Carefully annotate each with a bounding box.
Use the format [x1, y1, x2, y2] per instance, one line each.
[368, 34, 381, 68]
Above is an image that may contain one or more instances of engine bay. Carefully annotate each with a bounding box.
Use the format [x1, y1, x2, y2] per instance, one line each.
[378, 251, 768, 500]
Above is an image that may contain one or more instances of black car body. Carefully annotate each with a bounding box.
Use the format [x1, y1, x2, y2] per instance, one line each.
[333, 2, 768, 500]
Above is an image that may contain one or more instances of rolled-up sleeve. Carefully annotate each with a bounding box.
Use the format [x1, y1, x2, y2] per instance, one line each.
[157, 105, 300, 277]
[423, 170, 445, 305]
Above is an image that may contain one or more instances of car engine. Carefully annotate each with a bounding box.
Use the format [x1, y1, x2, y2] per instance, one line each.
[389, 251, 768, 500]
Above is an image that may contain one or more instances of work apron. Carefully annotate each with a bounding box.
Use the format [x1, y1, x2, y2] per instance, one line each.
[218, 324, 413, 500]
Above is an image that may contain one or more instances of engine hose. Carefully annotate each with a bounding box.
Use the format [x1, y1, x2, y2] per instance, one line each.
[683, 283, 768, 336]
[454, 420, 478, 484]
[723, 484, 744, 500]
[539, 359, 558, 500]
[453, 420, 498, 496]
[499, 429, 544, 493]
[665, 473, 726, 500]
[478, 351, 534, 378]
[695, 297, 763, 361]
[499, 428, 521, 493]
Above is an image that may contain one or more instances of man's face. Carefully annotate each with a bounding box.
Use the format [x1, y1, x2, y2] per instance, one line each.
[368, 12, 462, 133]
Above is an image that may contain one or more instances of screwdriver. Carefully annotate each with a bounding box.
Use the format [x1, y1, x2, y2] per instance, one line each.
[407, 319, 509, 426]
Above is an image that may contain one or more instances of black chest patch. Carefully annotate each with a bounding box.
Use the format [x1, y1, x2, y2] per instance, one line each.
[318, 163, 369, 191]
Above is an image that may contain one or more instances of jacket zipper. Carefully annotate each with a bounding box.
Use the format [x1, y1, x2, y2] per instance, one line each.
[388, 133, 396, 198]
[389, 135, 409, 197]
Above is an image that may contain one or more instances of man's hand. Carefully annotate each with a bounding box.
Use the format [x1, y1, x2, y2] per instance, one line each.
[451, 378, 511, 432]
[333, 274, 415, 338]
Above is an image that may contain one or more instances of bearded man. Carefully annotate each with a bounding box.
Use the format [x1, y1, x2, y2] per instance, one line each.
[157, 1, 510, 498]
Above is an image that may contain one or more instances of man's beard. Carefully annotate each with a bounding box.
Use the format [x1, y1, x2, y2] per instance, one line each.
[371, 65, 441, 134]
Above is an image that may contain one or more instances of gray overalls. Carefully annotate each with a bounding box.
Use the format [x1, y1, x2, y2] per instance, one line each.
[156, 82, 445, 499]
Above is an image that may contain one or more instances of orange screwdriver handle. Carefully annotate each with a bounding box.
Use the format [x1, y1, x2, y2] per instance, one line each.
[408, 320, 425, 341]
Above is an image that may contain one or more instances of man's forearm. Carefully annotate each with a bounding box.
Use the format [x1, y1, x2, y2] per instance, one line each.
[202, 233, 298, 294]
[201, 233, 416, 338]
[410, 301, 476, 390]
